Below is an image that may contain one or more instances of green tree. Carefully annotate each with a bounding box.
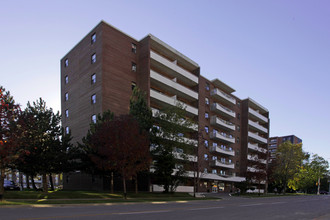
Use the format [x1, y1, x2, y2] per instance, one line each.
[152, 104, 197, 193]
[272, 141, 306, 194]
[309, 154, 329, 194]
[17, 98, 65, 192]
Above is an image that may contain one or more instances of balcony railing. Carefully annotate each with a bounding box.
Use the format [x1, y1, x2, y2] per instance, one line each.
[210, 131, 235, 144]
[150, 70, 198, 101]
[210, 160, 235, 169]
[247, 154, 267, 164]
[209, 145, 235, 156]
[173, 152, 197, 162]
[150, 89, 198, 116]
[248, 143, 267, 153]
[248, 131, 267, 144]
[211, 103, 235, 118]
[248, 120, 268, 133]
[248, 107, 268, 123]
[210, 116, 235, 131]
[210, 88, 236, 105]
[150, 51, 198, 86]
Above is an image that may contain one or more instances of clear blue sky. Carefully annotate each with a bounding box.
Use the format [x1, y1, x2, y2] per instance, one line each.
[1, 0, 329, 161]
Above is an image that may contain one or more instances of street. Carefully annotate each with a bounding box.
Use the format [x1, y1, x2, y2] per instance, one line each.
[1, 195, 330, 220]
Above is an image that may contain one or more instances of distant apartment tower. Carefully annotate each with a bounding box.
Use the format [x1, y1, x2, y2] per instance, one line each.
[61, 21, 270, 192]
[268, 135, 302, 158]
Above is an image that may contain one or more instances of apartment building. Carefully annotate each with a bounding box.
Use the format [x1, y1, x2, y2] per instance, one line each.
[268, 135, 302, 159]
[61, 21, 270, 192]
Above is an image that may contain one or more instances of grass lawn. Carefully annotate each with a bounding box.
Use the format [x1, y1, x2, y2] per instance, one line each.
[0, 191, 213, 206]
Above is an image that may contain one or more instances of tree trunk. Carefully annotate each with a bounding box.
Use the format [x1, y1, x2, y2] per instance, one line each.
[49, 174, 54, 191]
[19, 172, 23, 190]
[0, 167, 5, 201]
[31, 177, 37, 190]
[26, 175, 30, 189]
[111, 172, 114, 194]
[317, 177, 321, 195]
[42, 173, 48, 192]
[123, 176, 127, 199]
[135, 177, 138, 194]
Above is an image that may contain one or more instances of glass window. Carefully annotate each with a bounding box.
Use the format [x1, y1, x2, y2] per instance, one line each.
[91, 33, 96, 44]
[204, 168, 208, 173]
[212, 156, 217, 160]
[65, 109, 69, 118]
[91, 114, 96, 124]
[213, 142, 217, 147]
[204, 140, 208, 147]
[65, 75, 68, 84]
[91, 94, 96, 104]
[91, 73, 96, 84]
[131, 43, 137, 53]
[132, 62, 137, 72]
[64, 59, 69, 67]
[205, 98, 209, 105]
[204, 154, 208, 160]
[205, 112, 209, 119]
[131, 82, 136, 90]
[237, 113, 240, 119]
[65, 126, 69, 134]
[65, 93, 68, 101]
[205, 83, 210, 91]
[236, 137, 240, 143]
[212, 169, 217, 174]
[91, 53, 96, 64]
[237, 125, 240, 131]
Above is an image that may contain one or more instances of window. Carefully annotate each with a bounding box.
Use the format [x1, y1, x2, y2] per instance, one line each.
[65, 126, 69, 134]
[205, 112, 209, 119]
[205, 98, 209, 105]
[65, 93, 68, 101]
[131, 43, 137, 53]
[205, 83, 210, 91]
[213, 142, 217, 147]
[236, 137, 240, 143]
[228, 159, 232, 164]
[91, 94, 96, 104]
[91, 114, 96, 124]
[205, 126, 209, 133]
[131, 82, 136, 90]
[65, 75, 68, 84]
[64, 59, 69, 67]
[91, 33, 96, 44]
[237, 102, 241, 107]
[237, 125, 240, 131]
[221, 158, 225, 163]
[132, 62, 137, 72]
[237, 113, 240, 119]
[91, 73, 96, 84]
[204, 154, 208, 160]
[212, 169, 217, 174]
[212, 156, 217, 160]
[204, 140, 208, 147]
[65, 109, 69, 118]
[204, 168, 208, 173]
[91, 53, 96, 64]
[236, 161, 240, 167]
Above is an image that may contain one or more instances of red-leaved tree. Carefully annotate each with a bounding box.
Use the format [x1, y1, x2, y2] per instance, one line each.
[87, 114, 151, 199]
[0, 86, 23, 200]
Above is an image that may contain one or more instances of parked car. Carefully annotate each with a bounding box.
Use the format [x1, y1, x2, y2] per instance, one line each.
[4, 180, 20, 191]
[319, 190, 328, 195]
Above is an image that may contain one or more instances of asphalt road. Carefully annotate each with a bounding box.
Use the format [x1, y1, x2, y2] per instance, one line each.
[1, 195, 330, 220]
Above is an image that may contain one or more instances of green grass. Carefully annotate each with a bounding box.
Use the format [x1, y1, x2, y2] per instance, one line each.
[0, 191, 213, 206]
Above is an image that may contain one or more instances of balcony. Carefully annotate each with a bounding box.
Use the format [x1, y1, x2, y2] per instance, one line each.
[210, 131, 235, 144]
[248, 108, 268, 123]
[150, 70, 198, 102]
[247, 154, 267, 164]
[248, 120, 268, 134]
[210, 116, 235, 131]
[151, 108, 198, 131]
[210, 160, 235, 169]
[210, 88, 236, 105]
[150, 89, 198, 116]
[211, 103, 235, 118]
[209, 145, 235, 156]
[150, 51, 198, 86]
[173, 152, 197, 162]
[248, 143, 267, 153]
[248, 131, 267, 144]
[154, 129, 198, 147]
